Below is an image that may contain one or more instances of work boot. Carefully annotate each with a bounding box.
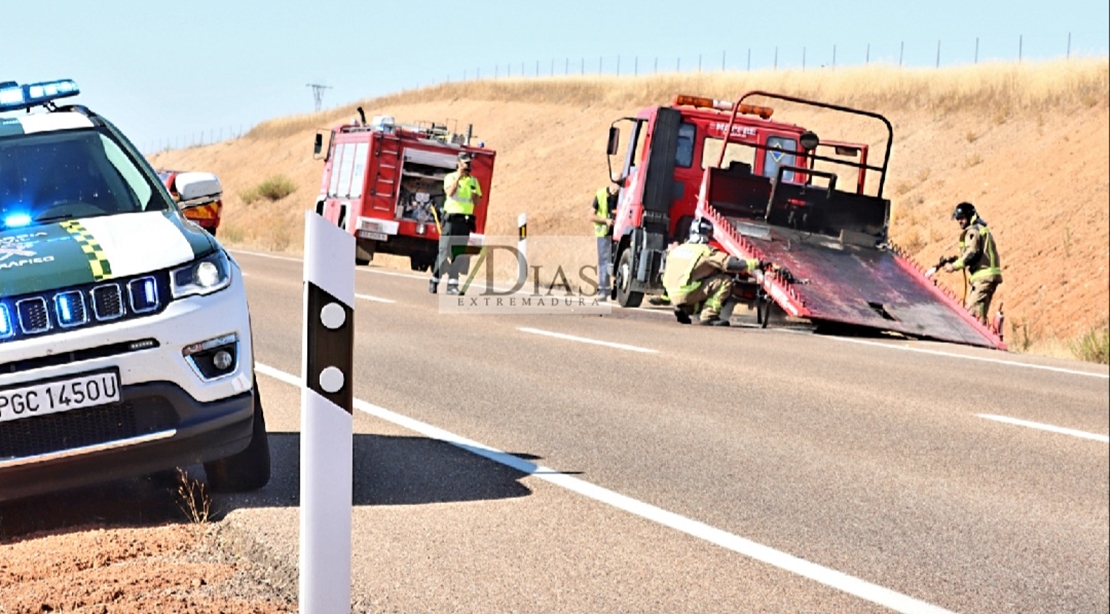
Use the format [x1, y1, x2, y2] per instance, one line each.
[446, 280, 462, 296]
[673, 307, 692, 325]
[649, 295, 671, 306]
[698, 316, 730, 327]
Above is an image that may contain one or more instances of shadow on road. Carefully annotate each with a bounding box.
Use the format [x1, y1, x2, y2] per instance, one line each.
[210, 431, 533, 517]
[0, 431, 535, 541]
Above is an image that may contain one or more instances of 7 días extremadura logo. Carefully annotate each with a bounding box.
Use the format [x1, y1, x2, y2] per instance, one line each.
[440, 240, 613, 314]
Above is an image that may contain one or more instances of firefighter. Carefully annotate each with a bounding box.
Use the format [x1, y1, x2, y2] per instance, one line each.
[661, 217, 764, 326]
[430, 152, 483, 295]
[590, 183, 619, 299]
[942, 201, 1003, 326]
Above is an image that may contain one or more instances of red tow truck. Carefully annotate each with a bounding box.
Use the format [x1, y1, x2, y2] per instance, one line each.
[312, 108, 495, 269]
[604, 91, 1006, 350]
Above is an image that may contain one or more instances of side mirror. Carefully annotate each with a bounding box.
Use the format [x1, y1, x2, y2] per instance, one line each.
[607, 127, 620, 156]
[314, 133, 323, 155]
[174, 172, 222, 210]
[800, 131, 820, 151]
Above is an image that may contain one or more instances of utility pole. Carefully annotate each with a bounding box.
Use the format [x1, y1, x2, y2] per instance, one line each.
[306, 83, 332, 112]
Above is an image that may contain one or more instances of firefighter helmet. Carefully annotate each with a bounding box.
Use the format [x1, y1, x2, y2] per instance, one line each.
[952, 202, 976, 221]
[688, 217, 714, 244]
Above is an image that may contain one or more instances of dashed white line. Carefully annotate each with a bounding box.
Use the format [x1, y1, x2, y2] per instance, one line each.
[518, 327, 659, 354]
[355, 293, 395, 304]
[824, 336, 1109, 379]
[253, 362, 952, 614]
[977, 414, 1110, 443]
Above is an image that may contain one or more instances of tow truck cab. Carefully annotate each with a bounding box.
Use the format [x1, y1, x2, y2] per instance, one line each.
[604, 94, 877, 308]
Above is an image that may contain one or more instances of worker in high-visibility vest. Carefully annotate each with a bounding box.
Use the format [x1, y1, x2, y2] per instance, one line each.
[661, 217, 765, 326]
[590, 184, 619, 300]
[941, 201, 1003, 326]
[430, 152, 483, 295]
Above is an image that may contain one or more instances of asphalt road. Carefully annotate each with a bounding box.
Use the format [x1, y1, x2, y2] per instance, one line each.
[221, 248, 1108, 613]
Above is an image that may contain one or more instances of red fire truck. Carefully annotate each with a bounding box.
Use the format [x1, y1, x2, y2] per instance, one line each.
[604, 91, 1006, 349]
[312, 108, 495, 269]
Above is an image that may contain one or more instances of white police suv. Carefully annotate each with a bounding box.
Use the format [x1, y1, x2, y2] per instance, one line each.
[0, 79, 270, 501]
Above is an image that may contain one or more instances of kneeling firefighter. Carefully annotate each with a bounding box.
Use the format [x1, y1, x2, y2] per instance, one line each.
[661, 217, 765, 326]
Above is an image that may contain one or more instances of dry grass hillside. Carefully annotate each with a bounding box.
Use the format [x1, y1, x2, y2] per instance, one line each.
[147, 59, 1109, 360]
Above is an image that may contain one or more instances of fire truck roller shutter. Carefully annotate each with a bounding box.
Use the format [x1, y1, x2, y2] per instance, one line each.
[403, 148, 460, 169]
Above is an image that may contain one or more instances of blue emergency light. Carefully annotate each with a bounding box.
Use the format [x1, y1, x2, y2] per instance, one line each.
[3, 212, 32, 228]
[0, 79, 80, 113]
[0, 304, 13, 339]
[55, 291, 87, 327]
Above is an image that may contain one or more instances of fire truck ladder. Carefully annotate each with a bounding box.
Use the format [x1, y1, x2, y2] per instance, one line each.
[369, 132, 402, 202]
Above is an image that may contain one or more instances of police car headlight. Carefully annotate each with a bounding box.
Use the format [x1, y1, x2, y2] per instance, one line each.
[171, 250, 232, 298]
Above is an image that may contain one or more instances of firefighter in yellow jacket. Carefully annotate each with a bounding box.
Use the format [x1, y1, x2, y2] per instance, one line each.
[941, 201, 1003, 326]
[661, 217, 764, 326]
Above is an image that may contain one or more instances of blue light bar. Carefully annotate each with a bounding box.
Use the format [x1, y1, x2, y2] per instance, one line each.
[0, 79, 80, 113]
[3, 213, 32, 228]
[0, 304, 12, 339]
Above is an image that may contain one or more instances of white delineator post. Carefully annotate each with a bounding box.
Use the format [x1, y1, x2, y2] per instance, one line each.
[300, 211, 354, 613]
[517, 212, 528, 285]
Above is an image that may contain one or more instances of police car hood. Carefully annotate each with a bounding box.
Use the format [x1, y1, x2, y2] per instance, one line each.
[0, 210, 214, 297]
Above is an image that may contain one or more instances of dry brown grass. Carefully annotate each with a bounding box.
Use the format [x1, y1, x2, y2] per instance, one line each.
[244, 58, 1108, 142]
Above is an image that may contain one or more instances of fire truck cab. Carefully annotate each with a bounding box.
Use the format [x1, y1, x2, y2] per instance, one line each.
[313, 108, 495, 269]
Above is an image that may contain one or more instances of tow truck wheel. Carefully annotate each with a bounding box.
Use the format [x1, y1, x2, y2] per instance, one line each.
[615, 248, 643, 308]
[204, 378, 272, 493]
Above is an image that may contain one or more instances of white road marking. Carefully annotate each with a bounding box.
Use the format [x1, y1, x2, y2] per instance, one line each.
[231, 248, 425, 279]
[230, 248, 302, 263]
[360, 268, 427, 280]
[518, 327, 659, 354]
[824, 336, 1109, 379]
[356, 294, 395, 304]
[977, 414, 1110, 443]
[253, 362, 952, 614]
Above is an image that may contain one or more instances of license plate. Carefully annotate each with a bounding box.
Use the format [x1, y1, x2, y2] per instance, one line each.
[0, 370, 120, 424]
[358, 230, 387, 241]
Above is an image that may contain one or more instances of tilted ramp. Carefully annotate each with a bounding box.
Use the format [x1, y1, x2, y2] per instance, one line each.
[698, 205, 1007, 350]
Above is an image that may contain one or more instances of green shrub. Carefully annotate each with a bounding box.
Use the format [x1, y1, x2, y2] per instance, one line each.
[241, 174, 297, 204]
[1069, 319, 1110, 364]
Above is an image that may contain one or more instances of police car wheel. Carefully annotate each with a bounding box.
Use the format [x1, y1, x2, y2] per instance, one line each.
[204, 379, 272, 493]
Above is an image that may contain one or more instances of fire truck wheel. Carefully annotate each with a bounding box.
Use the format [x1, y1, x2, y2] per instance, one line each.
[204, 379, 272, 493]
[615, 248, 643, 308]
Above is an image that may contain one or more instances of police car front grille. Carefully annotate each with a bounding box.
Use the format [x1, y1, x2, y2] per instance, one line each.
[16, 298, 50, 334]
[0, 274, 167, 345]
[0, 396, 177, 461]
[92, 284, 124, 320]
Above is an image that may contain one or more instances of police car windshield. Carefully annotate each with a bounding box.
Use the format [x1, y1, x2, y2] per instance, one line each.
[0, 129, 167, 228]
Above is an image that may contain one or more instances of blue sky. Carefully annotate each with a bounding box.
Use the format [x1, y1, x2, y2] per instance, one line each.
[3, 0, 1106, 155]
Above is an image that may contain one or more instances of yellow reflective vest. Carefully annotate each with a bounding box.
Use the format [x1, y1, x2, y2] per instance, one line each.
[444, 171, 481, 215]
[594, 187, 611, 237]
[954, 216, 1002, 282]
